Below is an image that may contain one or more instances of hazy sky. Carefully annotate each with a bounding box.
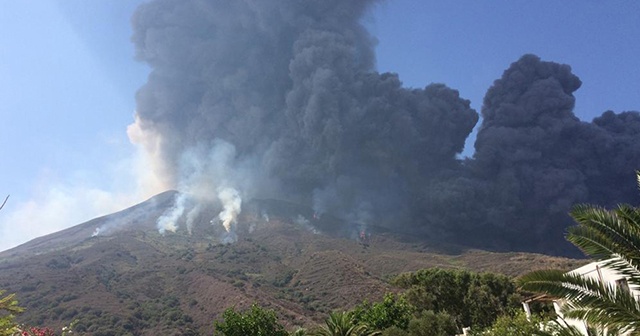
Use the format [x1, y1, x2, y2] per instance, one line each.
[1, 1, 638, 251]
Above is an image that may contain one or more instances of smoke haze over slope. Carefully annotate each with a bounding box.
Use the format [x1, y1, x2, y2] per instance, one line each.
[128, 0, 640, 255]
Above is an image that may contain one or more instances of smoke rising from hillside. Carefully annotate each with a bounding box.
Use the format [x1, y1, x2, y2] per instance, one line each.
[130, 0, 640, 254]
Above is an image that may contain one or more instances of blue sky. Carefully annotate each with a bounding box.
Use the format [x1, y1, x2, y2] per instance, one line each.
[1, 1, 639, 251]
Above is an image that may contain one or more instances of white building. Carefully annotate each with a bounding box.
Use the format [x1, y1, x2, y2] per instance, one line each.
[522, 260, 639, 335]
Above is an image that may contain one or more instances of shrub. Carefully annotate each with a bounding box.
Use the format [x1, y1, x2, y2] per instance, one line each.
[214, 304, 288, 336]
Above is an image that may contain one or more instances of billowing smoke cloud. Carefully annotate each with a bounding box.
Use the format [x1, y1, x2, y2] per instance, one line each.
[422, 55, 640, 254]
[130, 0, 476, 233]
[129, 0, 639, 255]
[474, 55, 640, 254]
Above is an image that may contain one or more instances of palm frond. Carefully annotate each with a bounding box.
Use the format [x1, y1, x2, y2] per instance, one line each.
[309, 311, 380, 336]
[519, 173, 640, 335]
[568, 205, 640, 260]
[520, 269, 640, 333]
[568, 204, 640, 286]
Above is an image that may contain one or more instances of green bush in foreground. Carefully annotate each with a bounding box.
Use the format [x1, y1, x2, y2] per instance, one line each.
[352, 293, 414, 331]
[392, 267, 521, 331]
[469, 311, 543, 336]
[214, 304, 288, 336]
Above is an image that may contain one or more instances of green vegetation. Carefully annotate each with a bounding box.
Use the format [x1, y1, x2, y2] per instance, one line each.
[309, 311, 380, 336]
[214, 304, 288, 336]
[470, 311, 614, 336]
[519, 171, 640, 335]
[272, 269, 297, 287]
[9, 267, 526, 335]
[207, 265, 526, 336]
[352, 293, 414, 331]
[468, 311, 543, 336]
[0, 290, 24, 336]
[288, 267, 522, 336]
[0, 290, 77, 336]
[392, 268, 521, 331]
[400, 310, 458, 336]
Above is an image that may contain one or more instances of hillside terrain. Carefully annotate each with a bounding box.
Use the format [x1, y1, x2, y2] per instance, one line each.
[0, 192, 583, 335]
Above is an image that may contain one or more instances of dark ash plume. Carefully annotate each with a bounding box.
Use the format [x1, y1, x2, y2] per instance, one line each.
[426, 55, 640, 254]
[129, 0, 638, 255]
[129, 0, 477, 236]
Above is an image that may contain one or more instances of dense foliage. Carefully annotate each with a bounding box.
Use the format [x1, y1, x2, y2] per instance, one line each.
[391, 268, 521, 330]
[214, 304, 288, 336]
[211, 267, 524, 335]
[468, 311, 543, 336]
[352, 294, 414, 331]
[386, 310, 458, 336]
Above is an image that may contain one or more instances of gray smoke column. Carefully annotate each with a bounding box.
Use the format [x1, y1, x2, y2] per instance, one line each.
[129, 0, 478, 234]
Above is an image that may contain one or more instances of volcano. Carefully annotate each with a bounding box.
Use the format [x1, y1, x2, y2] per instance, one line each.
[0, 192, 581, 335]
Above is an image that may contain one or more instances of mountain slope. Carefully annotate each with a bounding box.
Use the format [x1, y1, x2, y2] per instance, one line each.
[0, 192, 582, 335]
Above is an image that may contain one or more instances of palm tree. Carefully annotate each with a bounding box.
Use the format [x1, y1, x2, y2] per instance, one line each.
[309, 311, 380, 336]
[541, 318, 620, 336]
[519, 172, 640, 334]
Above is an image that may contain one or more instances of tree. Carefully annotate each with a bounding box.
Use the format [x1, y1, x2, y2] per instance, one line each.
[0, 289, 24, 336]
[309, 311, 380, 336]
[391, 268, 520, 330]
[213, 304, 288, 336]
[519, 171, 640, 334]
[470, 310, 615, 336]
[469, 311, 549, 336]
[404, 310, 458, 336]
[352, 293, 415, 331]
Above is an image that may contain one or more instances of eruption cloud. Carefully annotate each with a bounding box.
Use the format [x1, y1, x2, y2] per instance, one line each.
[130, 0, 640, 255]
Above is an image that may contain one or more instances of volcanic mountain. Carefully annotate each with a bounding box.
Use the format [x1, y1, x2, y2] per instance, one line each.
[0, 192, 581, 335]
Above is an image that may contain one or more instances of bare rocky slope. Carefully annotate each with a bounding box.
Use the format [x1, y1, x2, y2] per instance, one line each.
[0, 191, 583, 335]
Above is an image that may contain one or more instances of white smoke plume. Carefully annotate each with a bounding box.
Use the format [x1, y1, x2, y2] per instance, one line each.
[92, 227, 101, 237]
[148, 138, 260, 239]
[294, 215, 319, 234]
[156, 192, 187, 234]
[216, 187, 241, 233]
[185, 203, 202, 235]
